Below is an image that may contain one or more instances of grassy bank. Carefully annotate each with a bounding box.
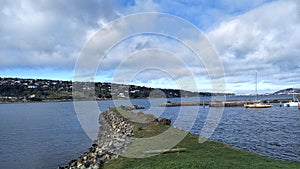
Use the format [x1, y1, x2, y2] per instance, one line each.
[102, 113, 300, 169]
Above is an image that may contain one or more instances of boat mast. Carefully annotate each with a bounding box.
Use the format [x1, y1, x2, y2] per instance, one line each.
[292, 84, 295, 101]
[255, 71, 258, 101]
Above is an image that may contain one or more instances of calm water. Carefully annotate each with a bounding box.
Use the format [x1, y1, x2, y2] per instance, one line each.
[0, 95, 299, 168]
[0, 102, 91, 169]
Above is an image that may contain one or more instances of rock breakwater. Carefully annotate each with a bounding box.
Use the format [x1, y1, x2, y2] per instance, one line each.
[58, 106, 157, 169]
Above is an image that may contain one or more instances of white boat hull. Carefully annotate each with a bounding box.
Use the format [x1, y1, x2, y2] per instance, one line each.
[284, 102, 299, 107]
[244, 103, 272, 108]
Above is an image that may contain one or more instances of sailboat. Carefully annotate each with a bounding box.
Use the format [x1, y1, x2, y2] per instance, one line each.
[244, 72, 272, 108]
[283, 86, 299, 107]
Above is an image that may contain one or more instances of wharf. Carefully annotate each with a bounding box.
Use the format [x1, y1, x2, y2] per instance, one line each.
[161, 99, 292, 107]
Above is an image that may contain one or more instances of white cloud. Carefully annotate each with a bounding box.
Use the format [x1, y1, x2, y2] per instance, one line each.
[207, 0, 300, 93]
[94, 33, 208, 90]
[1, 0, 299, 93]
[0, 0, 120, 69]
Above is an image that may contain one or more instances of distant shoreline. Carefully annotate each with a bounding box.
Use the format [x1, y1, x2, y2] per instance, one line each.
[0, 96, 297, 106]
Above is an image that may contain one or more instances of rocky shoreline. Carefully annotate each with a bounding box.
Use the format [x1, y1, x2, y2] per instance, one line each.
[58, 106, 156, 169]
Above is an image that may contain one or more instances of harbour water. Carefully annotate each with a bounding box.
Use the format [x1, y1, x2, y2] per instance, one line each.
[0, 95, 299, 169]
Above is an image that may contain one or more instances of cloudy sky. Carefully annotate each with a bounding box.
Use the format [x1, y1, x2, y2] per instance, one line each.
[1, 0, 300, 94]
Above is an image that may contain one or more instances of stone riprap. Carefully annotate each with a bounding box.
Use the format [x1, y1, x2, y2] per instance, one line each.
[58, 106, 157, 169]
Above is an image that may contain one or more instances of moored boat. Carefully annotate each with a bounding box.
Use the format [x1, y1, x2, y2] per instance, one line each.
[244, 72, 272, 109]
[244, 103, 272, 108]
[283, 99, 299, 107]
[283, 87, 299, 107]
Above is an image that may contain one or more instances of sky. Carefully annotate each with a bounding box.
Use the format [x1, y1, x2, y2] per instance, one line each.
[1, 0, 300, 94]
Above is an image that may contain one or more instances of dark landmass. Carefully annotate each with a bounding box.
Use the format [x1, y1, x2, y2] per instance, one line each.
[0, 77, 234, 103]
[273, 88, 300, 95]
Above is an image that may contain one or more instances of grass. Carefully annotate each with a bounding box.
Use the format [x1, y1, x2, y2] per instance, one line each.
[102, 109, 300, 169]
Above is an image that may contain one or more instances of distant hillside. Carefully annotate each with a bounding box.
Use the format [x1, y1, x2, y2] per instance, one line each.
[273, 88, 300, 95]
[0, 77, 234, 103]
